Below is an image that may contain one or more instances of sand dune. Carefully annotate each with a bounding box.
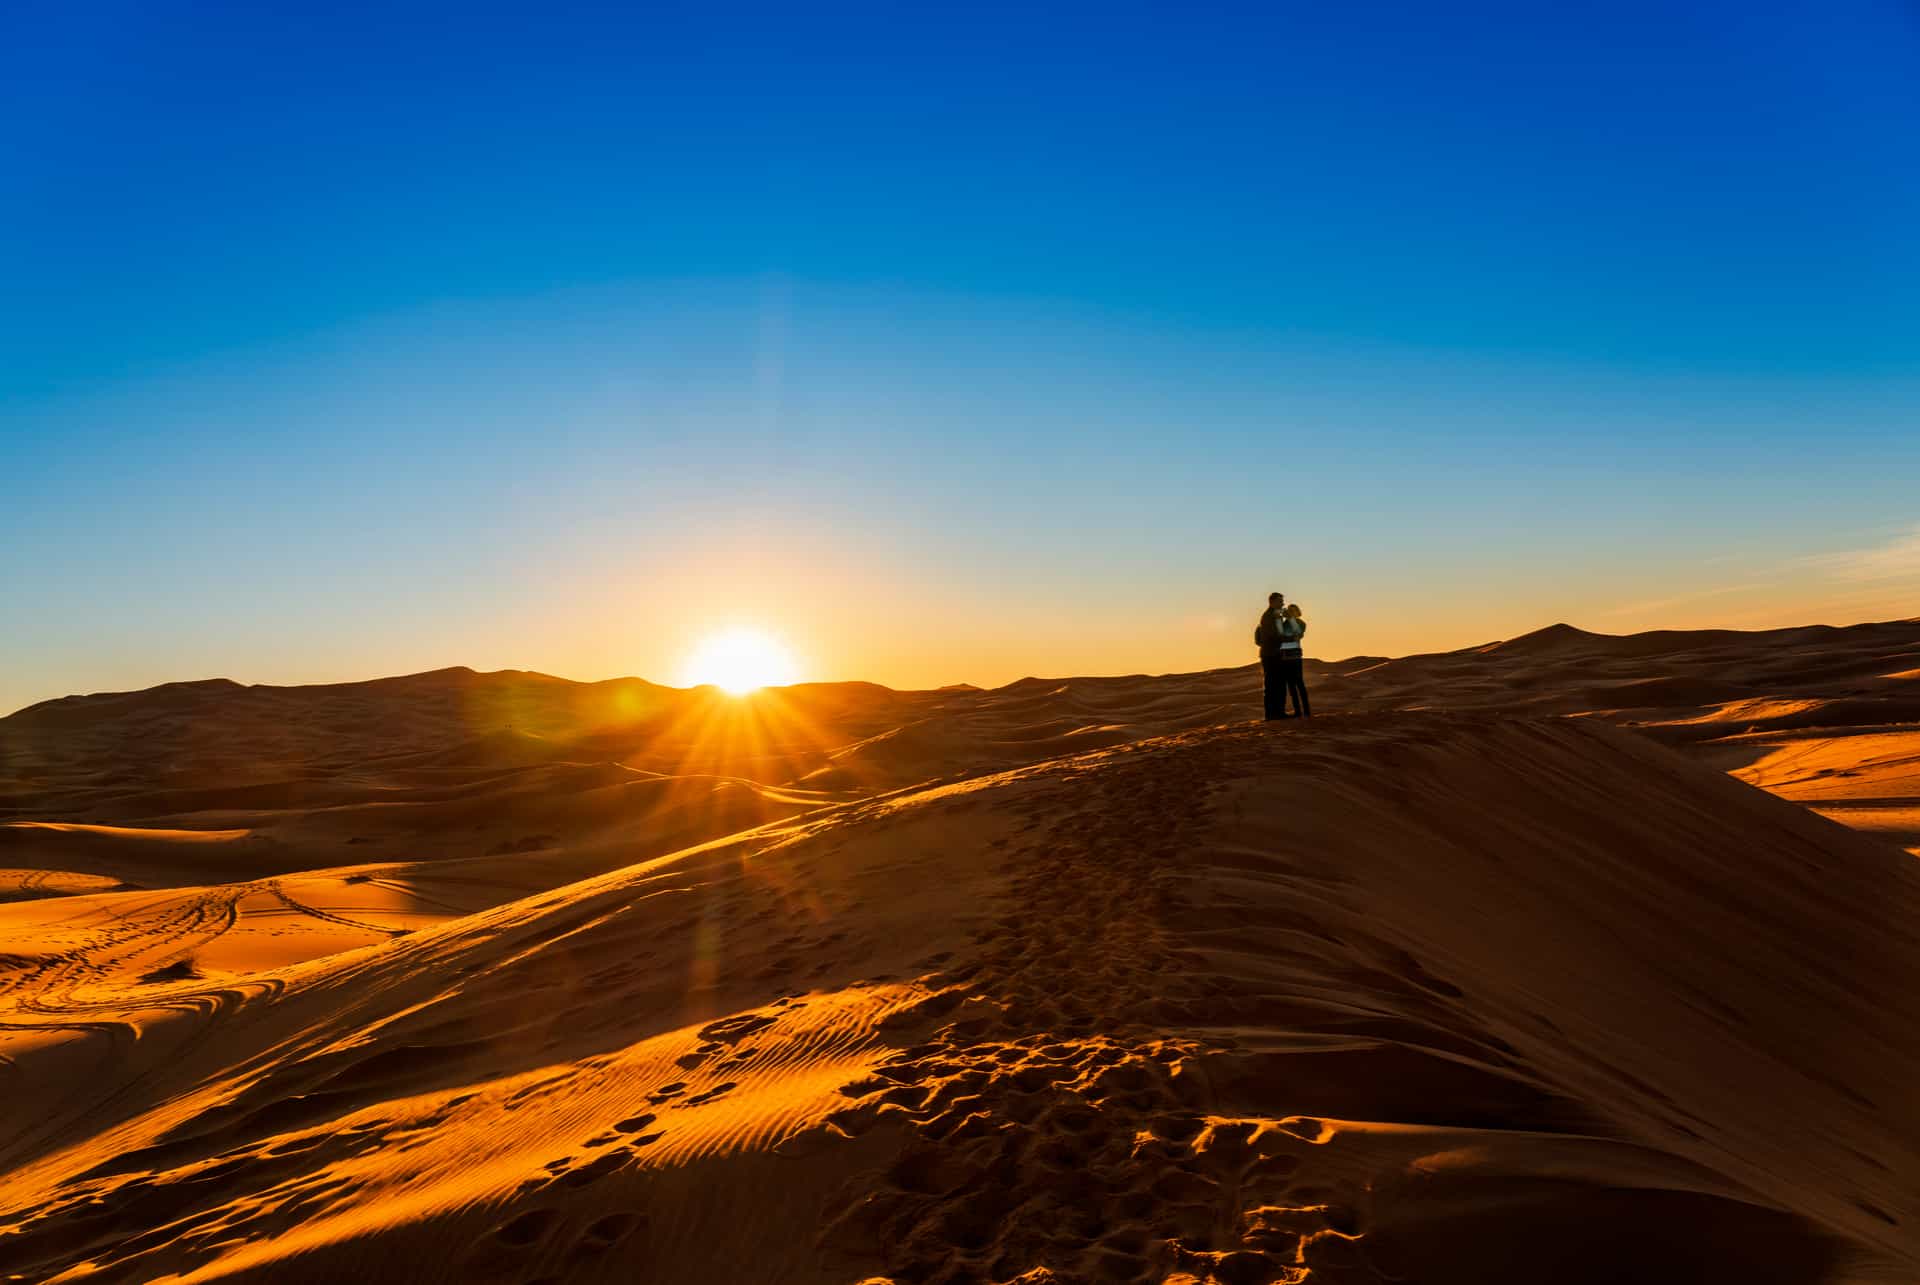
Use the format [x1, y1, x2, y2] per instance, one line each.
[3, 619, 1919, 1282]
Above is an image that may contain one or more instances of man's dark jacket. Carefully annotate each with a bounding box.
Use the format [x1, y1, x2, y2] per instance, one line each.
[1254, 607, 1284, 659]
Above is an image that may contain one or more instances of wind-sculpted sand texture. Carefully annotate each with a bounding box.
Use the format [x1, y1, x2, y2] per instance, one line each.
[2, 619, 1919, 1283]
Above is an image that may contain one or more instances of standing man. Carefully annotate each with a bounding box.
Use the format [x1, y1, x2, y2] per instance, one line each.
[1254, 591, 1289, 720]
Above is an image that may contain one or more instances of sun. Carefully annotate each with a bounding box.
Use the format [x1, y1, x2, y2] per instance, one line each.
[678, 628, 800, 695]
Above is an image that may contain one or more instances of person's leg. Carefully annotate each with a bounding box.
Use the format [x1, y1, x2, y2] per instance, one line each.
[1286, 662, 1311, 718]
[1262, 655, 1284, 720]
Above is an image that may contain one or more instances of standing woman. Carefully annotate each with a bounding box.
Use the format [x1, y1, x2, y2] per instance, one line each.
[1279, 603, 1310, 718]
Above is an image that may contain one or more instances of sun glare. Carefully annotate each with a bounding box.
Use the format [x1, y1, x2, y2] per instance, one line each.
[678, 628, 800, 695]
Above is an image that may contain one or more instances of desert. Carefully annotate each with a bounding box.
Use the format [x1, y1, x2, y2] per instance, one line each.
[3, 619, 1919, 1283]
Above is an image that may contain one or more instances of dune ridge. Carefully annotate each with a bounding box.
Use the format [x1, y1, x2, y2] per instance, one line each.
[3, 620, 1920, 1282]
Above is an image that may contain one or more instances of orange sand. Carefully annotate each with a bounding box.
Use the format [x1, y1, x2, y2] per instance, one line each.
[2, 619, 1918, 1283]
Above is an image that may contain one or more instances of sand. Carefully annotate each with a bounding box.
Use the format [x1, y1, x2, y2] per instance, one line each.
[1, 619, 1918, 1283]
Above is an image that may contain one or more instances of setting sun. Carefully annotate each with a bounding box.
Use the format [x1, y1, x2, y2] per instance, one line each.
[677, 628, 800, 695]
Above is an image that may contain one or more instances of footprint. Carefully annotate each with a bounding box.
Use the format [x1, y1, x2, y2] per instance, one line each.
[698, 1013, 776, 1044]
[581, 1212, 645, 1249]
[613, 1113, 657, 1133]
[557, 1151, 627, 1188]
[825, 1101, 887, 1137]
[679, 1081, 738, 1107]
[495, 1207, 561, 1247]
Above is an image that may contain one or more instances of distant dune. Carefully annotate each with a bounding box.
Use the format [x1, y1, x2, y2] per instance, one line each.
[2, 619, 1918, 1282]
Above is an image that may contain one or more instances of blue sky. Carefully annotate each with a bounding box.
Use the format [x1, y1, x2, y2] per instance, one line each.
[4, 0, 1919, 709]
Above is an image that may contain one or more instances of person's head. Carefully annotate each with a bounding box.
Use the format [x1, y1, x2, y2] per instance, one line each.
[1268, 591, 1285, 609]
[1284, 603, 1303, 619]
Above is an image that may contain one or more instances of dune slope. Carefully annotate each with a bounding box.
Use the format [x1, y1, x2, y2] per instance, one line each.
[2, 713, 1916, 1283]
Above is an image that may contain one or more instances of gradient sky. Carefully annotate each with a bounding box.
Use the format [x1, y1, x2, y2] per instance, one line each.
[5, 0, 1920, 713]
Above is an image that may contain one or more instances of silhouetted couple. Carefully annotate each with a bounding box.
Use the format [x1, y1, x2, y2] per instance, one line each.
[1255, 592, 1310, 721]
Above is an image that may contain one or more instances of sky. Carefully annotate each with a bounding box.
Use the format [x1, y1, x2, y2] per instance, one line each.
[4, 0, 1919, 712]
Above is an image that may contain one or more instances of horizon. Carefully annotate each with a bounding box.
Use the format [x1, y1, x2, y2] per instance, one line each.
[10, 611, 1918, 721]
[6, 0, 1920, 715]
